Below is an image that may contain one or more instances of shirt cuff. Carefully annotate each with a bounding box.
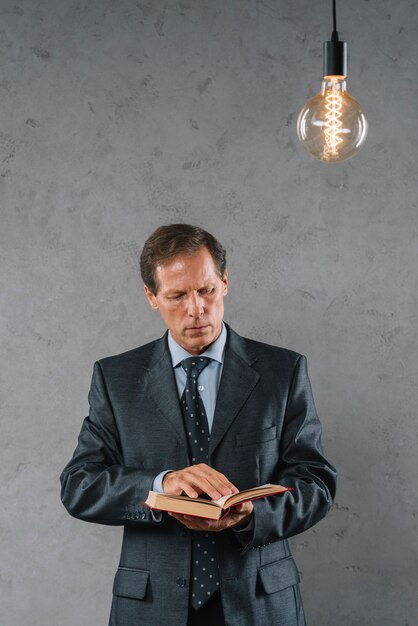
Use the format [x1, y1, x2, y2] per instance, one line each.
[152, 470, 174, 493]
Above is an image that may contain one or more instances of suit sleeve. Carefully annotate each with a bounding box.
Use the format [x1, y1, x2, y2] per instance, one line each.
[60, 361, 163, 526]
[234, 354, 337, 553]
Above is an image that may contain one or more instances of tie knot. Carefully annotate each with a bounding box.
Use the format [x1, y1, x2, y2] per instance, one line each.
[181, 356, 210, 380]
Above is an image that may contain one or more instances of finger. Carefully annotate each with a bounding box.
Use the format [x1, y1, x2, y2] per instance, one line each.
[189, 466, 237, 499]
[168, 512, 196, 527]
[164, 471, 204, 498]
[174, 471, 223, 500]
[196, 465, 239, 494]
[175, 479, 200, 498]
[169, 513, 211, 532]
[165, 466, 238, 500]
[162, 475, 185, 497]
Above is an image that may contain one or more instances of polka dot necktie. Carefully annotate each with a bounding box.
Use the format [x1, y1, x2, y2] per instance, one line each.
[180, 356, 220, 610]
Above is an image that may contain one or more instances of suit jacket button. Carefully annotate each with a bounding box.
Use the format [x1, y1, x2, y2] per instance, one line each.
[176, 577, 186, 588]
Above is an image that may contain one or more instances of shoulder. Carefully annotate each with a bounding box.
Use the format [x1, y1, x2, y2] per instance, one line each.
[226, 324, 303, 367]
[242, 335, 302, 361]
[94, 334, 166, 377]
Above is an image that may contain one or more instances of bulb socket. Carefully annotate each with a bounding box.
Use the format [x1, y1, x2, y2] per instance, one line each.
[323, 33, 347, 77]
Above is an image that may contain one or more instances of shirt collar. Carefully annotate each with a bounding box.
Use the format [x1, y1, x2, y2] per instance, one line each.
[168, 322, 227, 368]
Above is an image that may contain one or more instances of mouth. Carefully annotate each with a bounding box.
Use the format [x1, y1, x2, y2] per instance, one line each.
[186, 325, 209, 331]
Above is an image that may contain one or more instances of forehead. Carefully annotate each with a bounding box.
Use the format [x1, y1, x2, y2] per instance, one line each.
[155, 248, 219, 291]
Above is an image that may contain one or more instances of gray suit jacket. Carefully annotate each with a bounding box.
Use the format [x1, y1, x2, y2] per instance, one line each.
[60, 324, 336, 626]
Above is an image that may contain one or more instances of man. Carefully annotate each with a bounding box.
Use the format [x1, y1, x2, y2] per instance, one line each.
[60, 223, 336, 626]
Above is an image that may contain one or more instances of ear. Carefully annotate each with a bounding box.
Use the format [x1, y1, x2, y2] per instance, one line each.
[144, 285, 159, 310]
[222, 269, 228, 296]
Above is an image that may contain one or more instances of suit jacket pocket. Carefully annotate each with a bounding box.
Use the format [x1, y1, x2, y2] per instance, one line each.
[236, 425, 277, 447]
[258, 556, 300, 594]
[112, 567, 149, 600]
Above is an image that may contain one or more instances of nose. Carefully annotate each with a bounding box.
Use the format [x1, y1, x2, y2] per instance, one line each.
[187, 292, 204, 318]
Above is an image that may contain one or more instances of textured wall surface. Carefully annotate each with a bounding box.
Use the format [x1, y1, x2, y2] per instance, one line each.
[1, 1, 417, 624]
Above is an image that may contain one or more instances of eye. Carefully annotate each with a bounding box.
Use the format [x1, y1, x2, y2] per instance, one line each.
[167, 293, 184, 300]
[199, 287, 215, 295]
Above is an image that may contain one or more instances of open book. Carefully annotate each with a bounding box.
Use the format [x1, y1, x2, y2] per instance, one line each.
[144, 483, 292, 520]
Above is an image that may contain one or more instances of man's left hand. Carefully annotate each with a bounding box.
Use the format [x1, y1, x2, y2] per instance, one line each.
[168, 501, 253, 531]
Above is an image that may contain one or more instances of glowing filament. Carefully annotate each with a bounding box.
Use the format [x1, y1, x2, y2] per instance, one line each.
[323, 85, 343, 159]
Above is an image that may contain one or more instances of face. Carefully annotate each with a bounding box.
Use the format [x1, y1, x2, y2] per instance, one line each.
[144, 246, 228, 355]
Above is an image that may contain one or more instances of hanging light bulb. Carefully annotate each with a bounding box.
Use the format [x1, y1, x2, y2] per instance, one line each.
[296, 1, 368, 162]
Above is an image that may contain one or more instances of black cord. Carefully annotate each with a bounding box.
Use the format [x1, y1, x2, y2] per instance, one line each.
[330, 0, 339, 41]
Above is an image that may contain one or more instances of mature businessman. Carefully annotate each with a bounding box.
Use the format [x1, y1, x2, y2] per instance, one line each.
[60, 223, 337, 626]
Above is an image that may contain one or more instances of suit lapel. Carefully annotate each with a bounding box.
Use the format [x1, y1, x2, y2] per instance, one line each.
[138, 327, 260, 462]
[140, 333, 190, 459]
[209, 326, 260, 457]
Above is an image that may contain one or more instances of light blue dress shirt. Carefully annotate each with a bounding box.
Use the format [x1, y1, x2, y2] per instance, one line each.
[152, 323, 227, 492]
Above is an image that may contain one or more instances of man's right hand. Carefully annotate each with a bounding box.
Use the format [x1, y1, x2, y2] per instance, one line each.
[162, 463, 238, 500]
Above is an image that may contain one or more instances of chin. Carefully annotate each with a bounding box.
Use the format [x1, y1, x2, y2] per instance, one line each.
[184, 330, 215, 352]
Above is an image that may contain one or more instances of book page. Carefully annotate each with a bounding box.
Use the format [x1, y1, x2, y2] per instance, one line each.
[214, 483, 276, 508]
[158, 493, 219, 507]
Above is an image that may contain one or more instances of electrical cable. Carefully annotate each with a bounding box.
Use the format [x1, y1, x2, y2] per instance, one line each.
[333, 0, 337, 34]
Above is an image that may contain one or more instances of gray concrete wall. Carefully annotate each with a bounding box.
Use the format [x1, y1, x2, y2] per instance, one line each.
[1, 1, 417, 624]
